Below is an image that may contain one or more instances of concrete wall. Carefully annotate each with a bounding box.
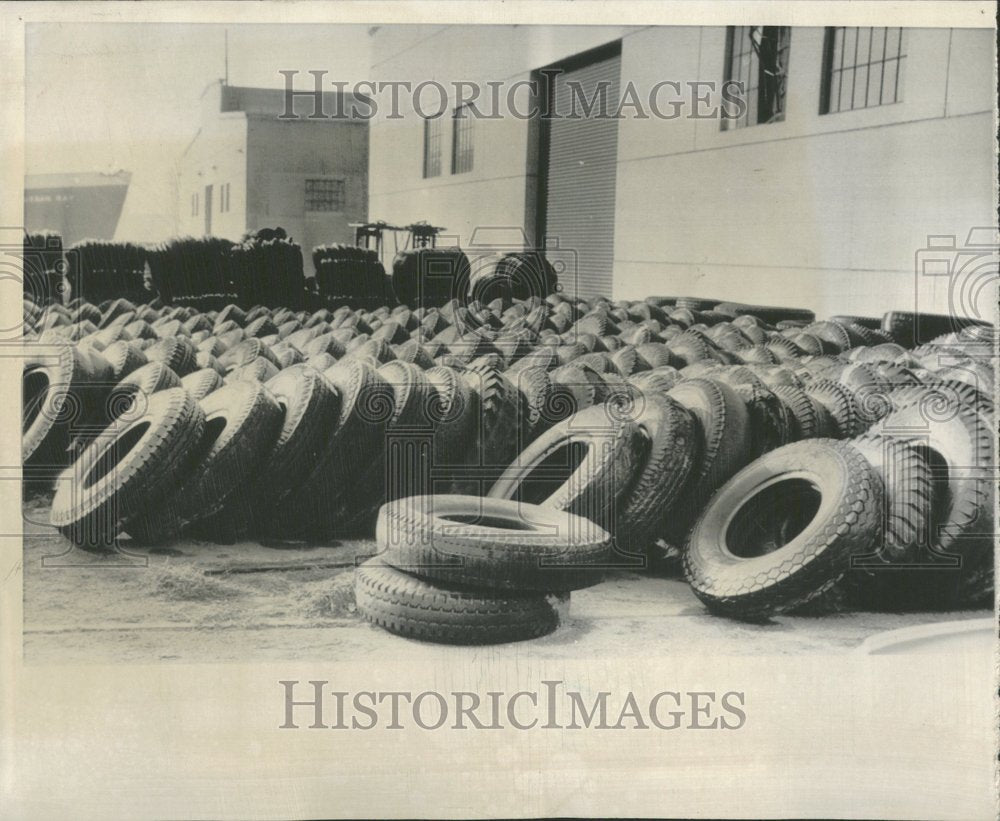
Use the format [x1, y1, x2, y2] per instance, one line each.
[369, 25, 997, 316]
[245, 116, 368, 264]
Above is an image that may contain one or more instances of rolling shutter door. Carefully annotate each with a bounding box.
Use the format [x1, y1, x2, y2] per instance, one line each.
[544, 50, 621, 301]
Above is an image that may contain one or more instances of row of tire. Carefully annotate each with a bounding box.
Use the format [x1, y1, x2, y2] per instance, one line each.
[22, 291, 994, 639]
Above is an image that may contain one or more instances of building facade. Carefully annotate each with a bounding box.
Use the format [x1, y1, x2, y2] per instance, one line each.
[177, 82, 369, 268]
[368, 25, 996, 315]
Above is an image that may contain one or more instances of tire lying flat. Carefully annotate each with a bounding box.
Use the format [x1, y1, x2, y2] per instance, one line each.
[378, 494, 612, 592]
[355, 561, 559, 645]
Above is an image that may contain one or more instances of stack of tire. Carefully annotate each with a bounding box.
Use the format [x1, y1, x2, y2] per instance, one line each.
[390, 246, 471, 309]
[23, 231, 64, 307]
[356, 495, 612, 643]
[229, 228, 306, 310]
[312, 244, 390, 310]
[23, 290, 994, 639]
[65, 240, 150, 306]
[147, 236, 235, 308]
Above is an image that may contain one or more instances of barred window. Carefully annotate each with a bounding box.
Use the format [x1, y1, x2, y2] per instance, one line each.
[821, 27, 906, 114]
[722, 26, 791, 130]
[451, 104, 474, 174]
[305, 178, 344, 212]
[423, 116, 442, 178]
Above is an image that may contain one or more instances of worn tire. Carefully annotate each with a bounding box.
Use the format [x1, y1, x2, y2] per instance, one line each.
[614, 395, 699, 553]
[663, 378, 753, 540]
[684, 439, 883, 619]
[377, 494, 611, 591]
[180, 367, 224, 401]
[488, 403, 646, 529]
[124, 379, 283, 542]
[355, 561, 558, 645]
[50, 388, 206, 547]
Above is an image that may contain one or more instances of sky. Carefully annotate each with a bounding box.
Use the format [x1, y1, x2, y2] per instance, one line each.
[26, 23, 373, 241]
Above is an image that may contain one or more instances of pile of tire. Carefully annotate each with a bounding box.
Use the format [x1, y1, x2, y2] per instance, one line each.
[312, 244, 390, 309]
[356, 495, 611, 643]
[147, 236, 235, 307]
[229, 228, 306, 310]
[65, 240, 150, 306]
[23, 289, 994, 638]
[147, 229, 306, 311]
[390, 246, 471, 309]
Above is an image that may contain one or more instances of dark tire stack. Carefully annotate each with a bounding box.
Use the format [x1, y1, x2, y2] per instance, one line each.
[312, 244, 390, 310]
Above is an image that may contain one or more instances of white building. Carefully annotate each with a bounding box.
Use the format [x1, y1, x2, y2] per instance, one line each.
[368, 25, 996, 315]
[178, 82, 369, 265]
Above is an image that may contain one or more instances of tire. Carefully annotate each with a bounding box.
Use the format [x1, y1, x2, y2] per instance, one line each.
[713, 302, 816, 324]
[203, 364, 342, 541]
[180, 367, 224, 401]
[805, 379, 861, 438]
[770, 384, 821, 440]
[846, 434, 936, 563]
[508, 365, 553, 443]
[101, 340, 148, 382]
[124, 379, 284, 542]
[684, 439, 883, 619]
[663, 378, 753, 540]
[869, 399, 994, 606]
[464, 366, 522, 472]
[424, 366, 480, 494]
[355, 561, 558, 645]
[488, 403, 646, 529]
[225, 356, 281, 384]
[614, 395, 699, 554]
[50, 388, 205, 547]
[144, 336, 198, 377]
[733, 382, 793, 458]
[277, 359, 395, 538]
[377, 494, 611, 591]
[23, 343, 115, 473]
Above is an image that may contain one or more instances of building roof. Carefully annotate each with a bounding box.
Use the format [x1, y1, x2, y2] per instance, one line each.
[219, 83, 366, 120]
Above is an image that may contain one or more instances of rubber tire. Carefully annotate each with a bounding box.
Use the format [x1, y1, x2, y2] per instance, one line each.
[488, 403, 647, 529]
[614, 395, 699, 554]
[871, 400, 994, 607]
[425, 366, 480, 493]
[684, 439, 883, 620]
[202, 364, 342, 541]
[22, 343, 115, 472]
[846, 434, 936, 563]
[124, 379, 283, 542]
[377, 494, 611, 591]
[805, 379, 861, 438]
[277, 359, 395, 538]
[50, 388, 206, 547]
[180, 368, 224, 401]
[663, 378, 753, 540]
[144, 336, 198, 377]
[355, 561, 558, 645]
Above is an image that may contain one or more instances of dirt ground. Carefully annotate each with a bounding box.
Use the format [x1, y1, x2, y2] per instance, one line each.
[20, 497, 990, 663]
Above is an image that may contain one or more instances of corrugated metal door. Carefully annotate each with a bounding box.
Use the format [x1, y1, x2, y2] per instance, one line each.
[544, 50, 621, 300]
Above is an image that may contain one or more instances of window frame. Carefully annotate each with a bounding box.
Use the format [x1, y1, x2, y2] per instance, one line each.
[820, 27, 907, 115]
[721, 25, 791, 131]
[451, 103, 475, 175]
[304, 178, 345, 213]
[422, 116, 442, 178]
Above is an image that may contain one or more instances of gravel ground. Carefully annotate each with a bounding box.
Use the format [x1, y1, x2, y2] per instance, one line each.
[20, 497, 989, 663]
